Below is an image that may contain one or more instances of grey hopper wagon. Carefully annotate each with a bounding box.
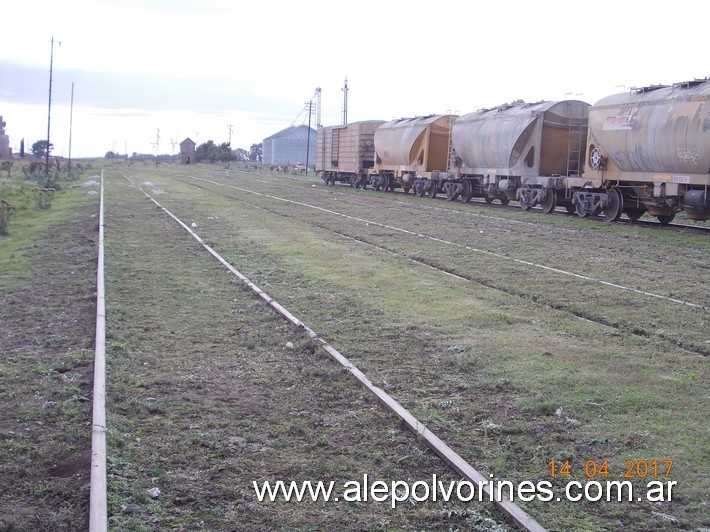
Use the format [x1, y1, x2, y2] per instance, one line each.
[451, 100, 590, 211]
[575, 79, 710, 222]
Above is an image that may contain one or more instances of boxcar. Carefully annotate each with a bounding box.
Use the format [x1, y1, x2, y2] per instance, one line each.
[317, 120, 384, 187]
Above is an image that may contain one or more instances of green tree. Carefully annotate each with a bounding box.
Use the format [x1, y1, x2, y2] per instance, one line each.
[31, 140, 53, 159]
[248, 143, 262, 162]
[196, 140, 216, 163]
[234, 148, 248, 161]
[214, 142, 233, 163]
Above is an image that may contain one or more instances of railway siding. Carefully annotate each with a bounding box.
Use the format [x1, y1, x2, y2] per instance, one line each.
[179, 171, 710, 356]
[114, 164, 708, 530]
[102, 171, 513, 530]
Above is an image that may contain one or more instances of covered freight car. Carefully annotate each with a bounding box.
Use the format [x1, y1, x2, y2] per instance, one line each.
[448, 100, 589, 210]
[575, 79, 710, 222]
[317, 120, 385, 187]
[369, 114, 457, 194]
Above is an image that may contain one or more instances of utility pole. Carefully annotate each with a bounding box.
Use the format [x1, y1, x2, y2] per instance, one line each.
[46, 37, 60, 178]
[152, 128, 160, 165]
[226, 124, 233, 169]
[315, 87, 322, 129]
[304, 101, 312, 175]
[341, 76, 349, 125]
[68, 81, 74, 173]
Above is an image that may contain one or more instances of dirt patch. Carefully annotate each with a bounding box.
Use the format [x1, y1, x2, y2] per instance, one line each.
[49, 449, 93, 478]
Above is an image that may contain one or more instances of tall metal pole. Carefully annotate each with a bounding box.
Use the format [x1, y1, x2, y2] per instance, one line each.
[226, 124, 233, 169]
[68, 81, 74, 173]
[342, 77, 348, 125]
[315, 87, 322, 129]
[46, 37, 57, 178]
[305, 101, 312, 175]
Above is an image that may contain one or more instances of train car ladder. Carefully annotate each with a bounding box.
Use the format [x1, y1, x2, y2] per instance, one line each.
[565, 101, 584, 177]
[445, 110, 459, 173]
[330, 128, 340, 169]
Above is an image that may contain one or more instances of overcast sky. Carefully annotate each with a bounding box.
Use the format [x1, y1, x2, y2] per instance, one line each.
[1, 0, 708, 158]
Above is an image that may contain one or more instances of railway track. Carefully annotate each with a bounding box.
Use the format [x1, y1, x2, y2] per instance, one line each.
[89, 171, 108, 531]
[231, 169, 710, 233]
[350, 182, 710, 234]
[173, 173, 708, 360]
[114, 170, 545, 531]
[85, 167, 702, 530]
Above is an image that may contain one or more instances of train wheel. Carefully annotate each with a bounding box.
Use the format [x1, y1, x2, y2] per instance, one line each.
[627, 208, 644, 222]
[657, 213, 676, 225]
[429, 183, 437, 199]
[575, 202, 590, 218]
[371, 176, 380, 191]
[500, 196, 511, 206]
[518, 186, 533, 211]
[540, 189, 557, 214]
[460, 181, 473, 203]
[446, 183, 460, 201]
[414, 181, 427, 197]
[603, 188, 624, 221]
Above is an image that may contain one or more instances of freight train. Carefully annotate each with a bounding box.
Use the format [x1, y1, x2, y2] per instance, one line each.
[316, 78, 710, 223]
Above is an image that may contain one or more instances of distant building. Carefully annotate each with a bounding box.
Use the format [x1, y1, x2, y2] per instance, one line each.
[0, 116, 11, 160]
[179, 138, 196, 164]
[262, 125, 316, 167]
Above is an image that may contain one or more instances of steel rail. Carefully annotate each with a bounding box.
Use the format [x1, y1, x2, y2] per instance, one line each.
[213, 169, 710, 232]
[176, 177, 709, 357]
[122, 172, 546, 532]
[89, 170, 108, 531]
[182, 174, 707, 311]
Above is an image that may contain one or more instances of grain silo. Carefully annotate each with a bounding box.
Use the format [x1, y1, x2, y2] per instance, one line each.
[262, 125, 317, 168]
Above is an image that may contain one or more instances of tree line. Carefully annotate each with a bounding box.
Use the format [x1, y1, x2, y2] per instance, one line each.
[103, 141, 263, 163]
[194, 141, 262, 163]
[24, 138, 264, 164]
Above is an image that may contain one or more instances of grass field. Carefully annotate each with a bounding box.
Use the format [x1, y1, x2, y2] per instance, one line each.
[0, 164, 100, 530]
[1, 160, 707, 531]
